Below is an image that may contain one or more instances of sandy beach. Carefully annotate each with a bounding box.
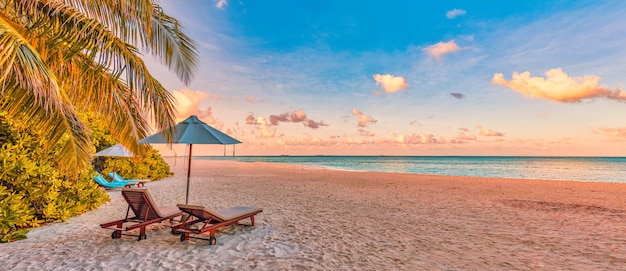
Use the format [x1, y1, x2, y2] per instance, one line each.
[1, 158, 626, 270]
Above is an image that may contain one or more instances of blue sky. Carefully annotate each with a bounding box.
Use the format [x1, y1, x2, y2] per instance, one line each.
[146, 0, 626, 156]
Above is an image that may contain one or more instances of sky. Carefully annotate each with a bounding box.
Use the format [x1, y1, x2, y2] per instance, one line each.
[144, 0, 626, 156]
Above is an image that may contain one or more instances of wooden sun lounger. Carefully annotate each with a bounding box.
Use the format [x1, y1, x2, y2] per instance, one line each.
[172, 204, 263, 245]
[100, 188, 183, 241]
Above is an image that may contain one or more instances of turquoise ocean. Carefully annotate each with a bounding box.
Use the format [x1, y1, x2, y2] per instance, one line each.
[197, 156, 626, 184]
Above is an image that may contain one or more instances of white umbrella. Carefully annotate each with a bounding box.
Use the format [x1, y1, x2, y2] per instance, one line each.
[94, 144, 134, 157]
[94, 144, 134, 173]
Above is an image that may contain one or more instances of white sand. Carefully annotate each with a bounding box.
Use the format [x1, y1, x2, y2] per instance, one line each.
[1, 158, 626, 270]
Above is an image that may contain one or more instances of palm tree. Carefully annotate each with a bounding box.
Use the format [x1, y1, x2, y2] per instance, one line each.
[0, 0, 197, 172]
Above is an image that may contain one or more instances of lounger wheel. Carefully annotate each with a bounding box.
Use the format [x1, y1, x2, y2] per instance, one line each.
[208, 237, 217, 245]
[138, 233, 147, 241]
[180, 233, 187, 242]
[111, 231, 121, 239]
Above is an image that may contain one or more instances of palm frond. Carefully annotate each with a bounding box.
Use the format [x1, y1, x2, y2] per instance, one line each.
[0, 81, 91, 172]
[0, 12, 62, 113]
[61, 0, 198, 84]
[1, 0, 198, 171]
[148, 6, 198, 85]
[29, 1, 178, 142]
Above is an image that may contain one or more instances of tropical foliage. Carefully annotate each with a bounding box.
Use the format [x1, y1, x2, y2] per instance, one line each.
[0, 112, 110, 242]
[0, 0, 198, 173]
[0, 0, 198, 242]
[99, 148, 173, 181]
[86, 112, 173, 181]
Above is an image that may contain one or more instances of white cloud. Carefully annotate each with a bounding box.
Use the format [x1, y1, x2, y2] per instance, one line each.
[492, 68, 626, 103]
[446, 9, 466, 19]
[373, 74, 409, 94]
[215, 0, 228, 9]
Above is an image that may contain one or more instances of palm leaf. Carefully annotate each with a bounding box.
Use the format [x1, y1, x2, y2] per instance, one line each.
[0, 0, 198, 171]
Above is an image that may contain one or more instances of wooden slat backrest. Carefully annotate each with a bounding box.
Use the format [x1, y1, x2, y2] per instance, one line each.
[122, 188, 160, 221]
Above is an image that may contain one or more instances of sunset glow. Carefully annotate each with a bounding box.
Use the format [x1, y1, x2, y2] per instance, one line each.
[147, 1, 626, 156]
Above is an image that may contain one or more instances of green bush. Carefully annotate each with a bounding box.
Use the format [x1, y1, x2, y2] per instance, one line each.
[100, 147, 173, 181]
[0, 111, 173, 242]
[0, 185, 33, 242]
[84, 112, 173, 181]
[0, 112, 109, 242]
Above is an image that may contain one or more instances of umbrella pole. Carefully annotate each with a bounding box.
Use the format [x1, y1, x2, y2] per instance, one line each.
[186, 144, 193, 204]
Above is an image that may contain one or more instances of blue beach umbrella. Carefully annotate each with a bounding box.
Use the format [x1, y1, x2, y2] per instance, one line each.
[139, 115, 241, 204]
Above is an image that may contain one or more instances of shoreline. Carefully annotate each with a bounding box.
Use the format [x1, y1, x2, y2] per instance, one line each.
[195, 158, 626, 185]
[187, 155, 626, 183]
[1, 159, 625, 270]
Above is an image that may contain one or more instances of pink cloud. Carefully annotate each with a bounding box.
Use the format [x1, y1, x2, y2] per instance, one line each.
[172, 89, 224, 125]
[596, 127, 626, 139]
[358, 129, 375, 137]
[450, 134, 477, 144]
[352, 108, 377, 127]
[255, 117, 276, 138]
[476, 125, 504, 137]
[290, 109, 308, 122]
[203, 107, 218, 125]
[244, 94, 261, 103]
[387, 131, 445, 144]
[277, 136, 343, 148]
[266, 109, 327, 129]
[424, 40, 463, 61]
[492, 68, 626, 103]
[304, 119, 328, 129]
[172, 89, 208, 119]
[450, 128, 477, 143]
[245, 113, 257, 125]
[405, 133, 439, 144]
[373, 74, 409, 94]
[269, 113, 290, 125]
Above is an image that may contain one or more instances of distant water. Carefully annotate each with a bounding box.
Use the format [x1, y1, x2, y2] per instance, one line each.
[196, 156, 626, 183]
